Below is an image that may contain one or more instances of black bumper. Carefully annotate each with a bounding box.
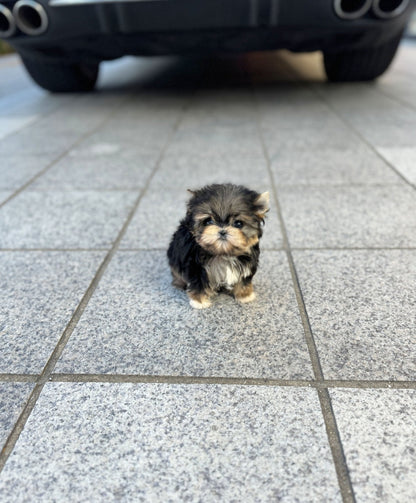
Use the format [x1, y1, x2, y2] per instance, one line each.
[3, 0, 416, 62]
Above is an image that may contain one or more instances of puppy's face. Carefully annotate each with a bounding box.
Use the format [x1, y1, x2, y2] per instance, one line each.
[187, 184, 269, 256]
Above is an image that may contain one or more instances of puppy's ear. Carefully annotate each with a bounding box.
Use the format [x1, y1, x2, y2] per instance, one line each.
[186, 189, 197, 217]
[255, 192, 270, 219]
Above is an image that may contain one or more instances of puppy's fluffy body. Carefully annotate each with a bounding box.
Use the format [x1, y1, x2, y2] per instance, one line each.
[167, 184, 269, 309]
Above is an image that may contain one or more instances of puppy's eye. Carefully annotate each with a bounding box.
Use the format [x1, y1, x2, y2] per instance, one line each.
[233, 220, 244, 229]
[203, 218, 215, 226]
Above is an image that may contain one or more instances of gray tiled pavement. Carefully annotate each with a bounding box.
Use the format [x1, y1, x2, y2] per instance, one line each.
[0, 44, 416, 502]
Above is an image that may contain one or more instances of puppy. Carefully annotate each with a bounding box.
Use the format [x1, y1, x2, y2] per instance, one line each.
[167, 183, 269, 309]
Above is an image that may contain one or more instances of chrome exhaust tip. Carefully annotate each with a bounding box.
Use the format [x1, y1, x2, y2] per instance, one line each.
[13, 0, 48, 36]
[334, 0, 373, 19]
[372, 0, 409, 18]
[0, 4, 16, 38]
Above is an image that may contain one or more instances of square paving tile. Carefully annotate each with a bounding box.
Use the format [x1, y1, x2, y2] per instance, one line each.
[330, 389, 416, 502]
[0, 191, 138, 249]
[0, 251, 104, 373]
[56, 251, 313, 379]
[293, 250, 416, 380]
[71, 93, 185, 157]
[258, 104, 339, 130]
[167, 127, 264, 157]
[317, 84, 416, 148]
[84, 121, 175, 154]
[279, 185, 416, 248]
[0, 156, 49, 191]
[184, 89, 257, 121]
[0, 123, 78, 158]
[98, 107, 183, 139]
[315, 82, 410, 123]
[270, 147, 400, 186]
[121, 158, 283, 250]
[166, 91, 263, 157]
[151, 155, 271, 191]
[255, 86, 337, 129]
[378, 71, 416, 109]
[261, 123, 360, 157]
[0, 383, 34, 449]
[377, 147, 416, 186]
[32, 153, 157, 191]
[0, 383, 340, 502]
[120, 189, 189, 250]
[361, 123, 416, 149]
[0, 93, 125, 157]
[0, 87, 68, 141]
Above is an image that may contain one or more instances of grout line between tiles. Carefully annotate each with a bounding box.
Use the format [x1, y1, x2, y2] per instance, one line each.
[317, 387, 355, 501]
[48, 182, 407, 189]
[3, 246, 415, 253]
[22, 188, 147, 193]
[260, 182, 407, 188]
[317, 380, 416, 389]
[250, 87, 323, 381]
[291, 246, 416, 251]
[0, 90, 196, 473]
[250, 76, 355, 502]
[0, 248, 111, 252]
[0, 375, 38, 383]
[46, 374, 416, 389]
[49, 375, 314, 386]
[1, 372, 415, 389]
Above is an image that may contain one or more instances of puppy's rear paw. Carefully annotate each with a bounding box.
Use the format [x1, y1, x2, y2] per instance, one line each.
[189, 298, 211, 309]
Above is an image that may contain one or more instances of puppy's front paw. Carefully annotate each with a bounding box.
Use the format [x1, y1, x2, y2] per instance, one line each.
[189, 297, 212, 309]
[236, 291, 256, 304]
[234, 282, 256, 304]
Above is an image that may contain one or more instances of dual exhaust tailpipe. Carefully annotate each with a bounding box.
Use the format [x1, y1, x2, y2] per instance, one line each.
[0, 0, 48, 39]
[372, 0, 409, 18]
[334, 0, 409, 19]
[0, 5, 15, 38]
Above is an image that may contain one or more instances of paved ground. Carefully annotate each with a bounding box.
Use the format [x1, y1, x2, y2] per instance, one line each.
[0, 41, 415, 502]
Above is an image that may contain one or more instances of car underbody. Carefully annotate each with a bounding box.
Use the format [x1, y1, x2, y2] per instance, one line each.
[1, 0, 415, 90]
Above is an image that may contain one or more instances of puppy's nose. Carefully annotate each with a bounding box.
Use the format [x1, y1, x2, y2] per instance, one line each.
[218, 229, 227, 239]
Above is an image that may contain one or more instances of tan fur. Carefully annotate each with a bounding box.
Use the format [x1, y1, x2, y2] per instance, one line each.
[255, 192, 270, 219]
[198, 226, 257, 256]
[245, 235, 259, 249]
[187, 290, 212, 309]
[233, 282, 256, 303]
[170, 267, 187, 290]
[198, 226, 234, 254]
[194, 213, 211, 223]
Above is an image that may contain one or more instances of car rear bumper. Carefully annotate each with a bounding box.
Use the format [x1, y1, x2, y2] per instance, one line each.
[2, 0, 416, 62]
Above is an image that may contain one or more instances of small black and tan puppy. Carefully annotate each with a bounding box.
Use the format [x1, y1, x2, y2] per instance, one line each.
[167, 183, 269, 309]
